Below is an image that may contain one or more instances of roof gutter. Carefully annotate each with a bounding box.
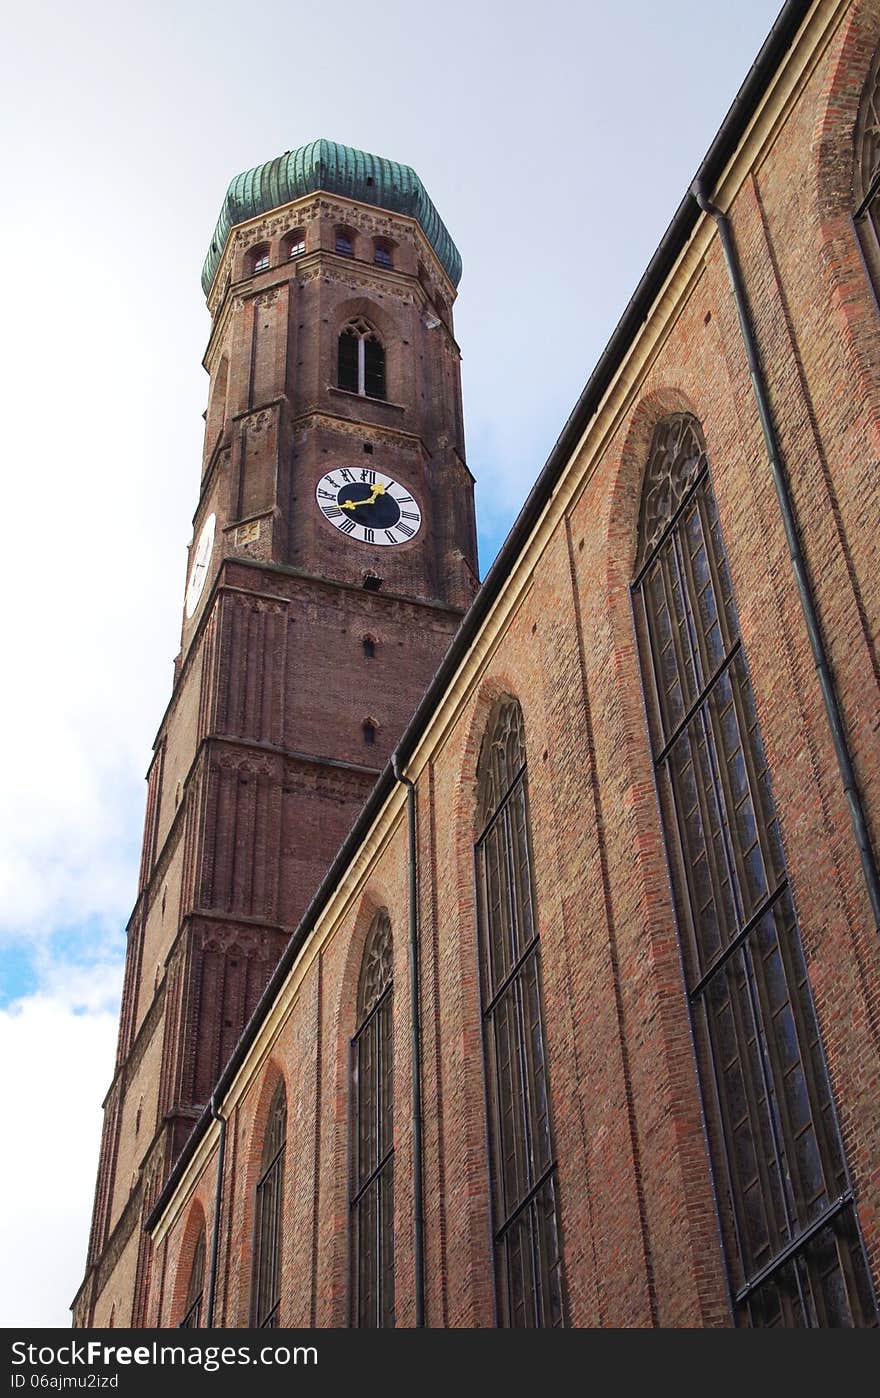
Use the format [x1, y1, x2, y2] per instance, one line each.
[147, 0, 813, 1235]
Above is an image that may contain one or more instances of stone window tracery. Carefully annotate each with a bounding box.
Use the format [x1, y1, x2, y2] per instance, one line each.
[180, 1230, 205, 1329]
[474, 698, 566, 1328]
[632, 412, 876, 1327]
[338, 319, 386, 400]
[251, 1081, 286, 1327]
[350, 910, 394, 1327]
[854, 43, 880, 295]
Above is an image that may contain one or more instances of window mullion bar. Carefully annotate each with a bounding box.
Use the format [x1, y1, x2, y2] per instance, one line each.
[734, 1194, 853, 1305]
[854, 165, 880, 220]
[688, 880, 788, 1000]
[476, 763, 528, 844]
[494, 1161, 559, 1241]
[694, 486, 736, 657]
[666, 532, 783, 1280]
[375, 1171, 382, 1328]
[255, 1140, 285, 1193]
[482, 933, 542, 1018]
[632, 461, 710, 588]
[372, 1013, 381, 1208]
[353, 983, 392, 1040]
[510, 935, 532, 1211]
[501, 799, 521, 973]
[654, 643, 742, 770]
[351, 1146, 395, 1207]
[739, 932, 807, 1303]
[528, 1196, 542, 1327]
[678, 559, 803, 1265]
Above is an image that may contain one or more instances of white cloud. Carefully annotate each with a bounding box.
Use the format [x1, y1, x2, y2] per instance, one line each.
[0, 219, 204, 946]
[0, 969, 121, 1327]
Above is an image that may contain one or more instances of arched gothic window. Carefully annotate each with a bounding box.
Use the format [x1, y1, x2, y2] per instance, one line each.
[854, 44, 880, 292]
[632, 413, 876, 1327]
[251, 1081, 286, 1328]
[247, 243, 270, 275]
[474, 699, 565, 1327]
[338, 320, 386, 400]
[335, 227, 354, 257]
[284, 229, 306, 258]
[180, 1230, 205, 1329]
[350, 910, 394, 1327]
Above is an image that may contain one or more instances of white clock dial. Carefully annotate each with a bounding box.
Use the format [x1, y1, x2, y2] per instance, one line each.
[315, 468, 422, 546]
[185, 512, 216, 618]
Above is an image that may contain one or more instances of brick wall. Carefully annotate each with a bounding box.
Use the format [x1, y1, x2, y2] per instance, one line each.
[96, 0, 880, 1329]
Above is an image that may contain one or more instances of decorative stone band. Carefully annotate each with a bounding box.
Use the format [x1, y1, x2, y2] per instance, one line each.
[202, 139, 462, 295]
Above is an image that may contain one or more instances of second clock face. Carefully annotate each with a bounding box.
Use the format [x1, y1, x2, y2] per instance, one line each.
[315, 468, 422, 546]
[185, 512, 216, 619]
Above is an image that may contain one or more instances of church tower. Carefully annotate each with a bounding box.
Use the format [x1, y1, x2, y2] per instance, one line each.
[74, 141, 476, 1326]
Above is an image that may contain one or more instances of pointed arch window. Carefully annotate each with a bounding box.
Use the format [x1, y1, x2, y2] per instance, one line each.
[338, 320, 386, 400]
[350, 910, 394, 1327]
[251, 1081, 286, 1328]
[854, 44, 880, 294]
[475, 699, 565, 1327]
[180, 1231, 205, 1329]
[632, 413, 876, 1327]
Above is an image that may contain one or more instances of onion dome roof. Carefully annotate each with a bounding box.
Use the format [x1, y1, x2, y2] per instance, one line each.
[202, 139, 461, 294]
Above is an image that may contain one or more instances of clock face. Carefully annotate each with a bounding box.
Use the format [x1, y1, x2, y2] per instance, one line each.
[315, 468, 422, 546]
[185, 512, 216, 619]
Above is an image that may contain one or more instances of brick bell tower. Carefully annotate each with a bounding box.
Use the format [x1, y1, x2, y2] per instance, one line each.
[74, 140, 476, 1326]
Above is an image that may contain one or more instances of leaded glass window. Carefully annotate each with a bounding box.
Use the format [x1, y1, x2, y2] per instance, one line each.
[251, 1081, 286, 1328]
[474, 699, 565, 1328]
[179, 1231, 205, 1329]
[337, 319, 386, 399]
[351, 910, 394, 1327]
[632, 413, 876, 1327]
[854, 44, 880, 293]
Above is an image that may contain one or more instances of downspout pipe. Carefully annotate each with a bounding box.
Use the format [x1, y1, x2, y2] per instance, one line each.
[205, 1094, 227, 1329]
[692, 179, 880, 936]
[391, 751, 425, 1328]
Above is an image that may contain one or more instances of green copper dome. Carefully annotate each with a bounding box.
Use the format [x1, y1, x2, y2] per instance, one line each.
[201, 139, 462, 295]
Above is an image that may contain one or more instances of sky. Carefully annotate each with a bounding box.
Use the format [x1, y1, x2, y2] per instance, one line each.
[0, 0, 785, 1327]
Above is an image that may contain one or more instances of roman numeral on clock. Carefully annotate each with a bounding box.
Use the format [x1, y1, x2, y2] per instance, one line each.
[322, 505, 345, 519]
[384, 529, 399, 544]
[317, 489, 335, 501]
[339, 468, 354, 483]
[396, 493, 414, 504]
[362, 528, 375, 543]
[397, 523, 415, 538]
[401, 510, 419, 522]
[340, 519, 356, 534]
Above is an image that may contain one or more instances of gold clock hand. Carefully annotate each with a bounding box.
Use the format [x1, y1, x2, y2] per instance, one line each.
[340, 483, 385, 510]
